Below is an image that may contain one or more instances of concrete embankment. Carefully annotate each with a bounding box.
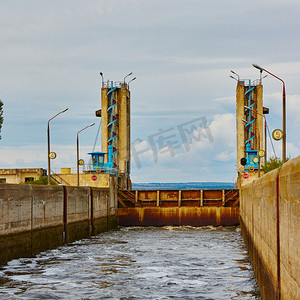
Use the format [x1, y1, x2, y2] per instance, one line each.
[240, 156, 300, 300]
[0, 176, 118, 265]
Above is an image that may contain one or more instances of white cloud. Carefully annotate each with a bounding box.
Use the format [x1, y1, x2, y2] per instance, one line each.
[286, 142, 300, 159]
[213, 96, 235, 105]
[215, 151, 235, 162]
[130, 113, 237, 182]
[210, 114, 235, 147]
[1, 1, 300, 183]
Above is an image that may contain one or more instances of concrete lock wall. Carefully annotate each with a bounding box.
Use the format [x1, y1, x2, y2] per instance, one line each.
[0, 177, 118, 265]
[240, 156, 300, 300]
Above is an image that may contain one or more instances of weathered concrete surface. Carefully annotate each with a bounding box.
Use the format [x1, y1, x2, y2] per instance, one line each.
[278, 157, 300, 299]
[240, 169, 279, 299]
[100, 85, 131, 189]
[101, 86, 130, 176]
[92, 187, 110, 234]
[240, 156, 300, 300]
[0, 184, 65, 264]
[0, 179, 118, 265]
[119, 207, 240, 227]
[52, 173, 111, 188]
[236, 83, 264, 183]
[65, 186, 90, 243]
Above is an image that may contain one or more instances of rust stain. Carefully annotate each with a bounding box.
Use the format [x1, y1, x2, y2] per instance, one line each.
[138, 191, 157, 201]
[160, 191, 179, 201]
[181, 190, 200, 200]
[203, 190, 223, 200]
[118, 189, 239, 227]
[118, 207, 240, 227]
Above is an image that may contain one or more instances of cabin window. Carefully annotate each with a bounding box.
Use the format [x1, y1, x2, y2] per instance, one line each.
[98, 156, 104, 166]
[92, 156, 98, 166]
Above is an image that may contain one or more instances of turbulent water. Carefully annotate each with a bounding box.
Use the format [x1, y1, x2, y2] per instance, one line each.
[0, 226, 261, 300]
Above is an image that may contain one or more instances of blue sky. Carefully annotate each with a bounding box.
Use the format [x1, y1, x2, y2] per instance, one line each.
[1, 0, 300, 183]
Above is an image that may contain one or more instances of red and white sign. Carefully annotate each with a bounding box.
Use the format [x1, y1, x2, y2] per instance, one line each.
[243, 173, 249, 179]
[91, 175, 97, 181]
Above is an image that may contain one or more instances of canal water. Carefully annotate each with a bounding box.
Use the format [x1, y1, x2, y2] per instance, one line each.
[0, 226, 261, 299]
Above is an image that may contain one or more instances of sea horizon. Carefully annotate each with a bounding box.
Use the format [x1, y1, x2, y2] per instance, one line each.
[132, 181, 235, 190]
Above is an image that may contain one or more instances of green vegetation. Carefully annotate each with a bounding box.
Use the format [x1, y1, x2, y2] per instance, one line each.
[0, 99, 3, 140]
[261, 156, 290, 174]
[24, 176, 58, 185]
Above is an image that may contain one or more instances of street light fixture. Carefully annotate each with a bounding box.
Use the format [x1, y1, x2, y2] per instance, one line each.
[77, 123, 95, 186]
[230, 70, 240, 81]
[123, 72, 133, 86]
[47, 108, 69, 185]
[253, 63, 287, 163]
[128, 77, 136, 88]
[230, 75, 238, 82]
[100, 72, 104, 87]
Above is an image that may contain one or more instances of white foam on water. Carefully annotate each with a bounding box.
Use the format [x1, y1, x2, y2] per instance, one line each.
[0, 226, 261, 299]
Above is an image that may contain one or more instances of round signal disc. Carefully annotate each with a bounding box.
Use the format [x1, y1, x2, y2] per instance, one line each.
[258, 150, 265, 157]
[272, 129, 284, 141]
[49, 152, 57, 159]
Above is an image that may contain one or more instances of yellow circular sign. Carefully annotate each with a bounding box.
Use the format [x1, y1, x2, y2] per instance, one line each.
[272, 129, 284, 141]
[49, 152, 57, 159]
[258, 150, 265, 157]
[96, 167, 101, 173]
[78, 159, 84, 165]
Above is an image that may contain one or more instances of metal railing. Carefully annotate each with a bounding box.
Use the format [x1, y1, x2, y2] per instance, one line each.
[53, 165, 119, 176]
[102, 80, 128, 89]
[238, 79, 262, 86]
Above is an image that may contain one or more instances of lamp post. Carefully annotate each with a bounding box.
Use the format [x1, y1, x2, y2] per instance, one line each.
[253, 64, 286, 163]
[230, 70, 240, 85]
[244, 105, 268, 166]
[255, 127, 261, 178]
[100, 72, 104, 87]
[261, 74, 268, 81]
[123, 72, 133, 87]
[230, 70, 240, 81]
[128, 77, 136, 88]
[254, 127, 261, 177]
[230, 75, 238, 83]
[47, 108, 69, 185]
[77, 123, 95, 186]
